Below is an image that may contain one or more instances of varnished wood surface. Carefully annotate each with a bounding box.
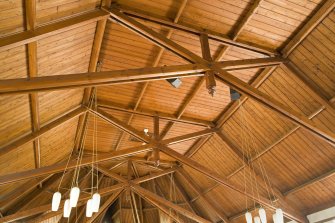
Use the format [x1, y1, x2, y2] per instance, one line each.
[0, 0, 334, 222]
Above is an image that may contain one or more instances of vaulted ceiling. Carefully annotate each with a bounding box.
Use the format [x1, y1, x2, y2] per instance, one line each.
[0, 0, 334, 223]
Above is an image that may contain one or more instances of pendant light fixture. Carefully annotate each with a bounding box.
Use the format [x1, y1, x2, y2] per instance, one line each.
[273, 214, 277, 223]
[238, 101, 283, 223]
[63, 199, 71, 218]
[86, 199, 93, 217]
[92, 193, 101, 212]
[276, 209, 284, 223]
[245, 212, 253, 223]
[51, 191, 61, 211]
[70, 187, 80, 207]
[254, 216, 261, 223]
[259, 208, 267, 223]
[51, 88, 103, 219]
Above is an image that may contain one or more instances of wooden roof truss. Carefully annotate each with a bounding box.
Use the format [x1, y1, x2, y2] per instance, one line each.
[0, 0, 334, 222]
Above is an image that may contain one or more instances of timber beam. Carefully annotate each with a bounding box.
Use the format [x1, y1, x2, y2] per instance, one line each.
[90, 108, 151, 143]
[0, 106, 86, 157]
[281, 0, 335, 57]
[113, 6, 277, 56]
[159, 145, 307, 223]
[109, 8, 335, 146]
[0, 10, 109, 52]
[0, 57, 282, 95]
[132, 185, 212, 223]
[177, 169, 230, 222]
[0, 144, 152, 185]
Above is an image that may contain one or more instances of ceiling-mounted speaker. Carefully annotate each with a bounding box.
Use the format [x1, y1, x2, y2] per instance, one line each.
[167, 78, 182, 88]
[230, 88, 240, 101]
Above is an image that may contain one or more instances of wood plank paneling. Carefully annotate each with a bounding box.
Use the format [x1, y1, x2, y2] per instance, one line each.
[36, 0, 100, 25]
[0, 1, 25, 37]
[0, 95, 31, 146]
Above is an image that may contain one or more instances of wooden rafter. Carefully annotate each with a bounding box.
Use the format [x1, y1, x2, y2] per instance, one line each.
[153, 115, 160, 166]
[13, 172, 69, 213]
[113, 0, 188, 151]
[177, 169, 230, 222]
[90, 108, 151, 143]
[184, 136, 211, 158]
[74, 0, 112, 152]
[116, 6, 277, 56]
[87, 189, 124, 223]
[159, 145, 306, 223]
[0, 58, 283, 95]
[282, 62, 335, 111]
[284, 165, 335, 196]
[1, 2, 334, 222]
[130, 191, 141, 223]
[281, 0, 335, 57]
[0, 106, 86, 157]
[0, 175, 51, 212]
[145, 181, 186, 223]
[25, 0, 41, 171]
[216, 0, 264, 60]
[200, 33, 216, 96]
[172, 173, 198, 214]
[96, 166, 128, 183]
[110, 9, 335, 145]
[0, 10, 109, 52]
[191, 97, 335, 206]
[131, 168, 178, 185]
[215, 131, 305, 215]
[213, 67, 335, 145]
[97, 90, 213, 127]
[162, 128, 216, 145]
[130, 162, 144, 223]
[0, 63, 205, 94]
[215, 66, 277, 127]
[132, 185, 212, 223]
[0, 144, 152, 185]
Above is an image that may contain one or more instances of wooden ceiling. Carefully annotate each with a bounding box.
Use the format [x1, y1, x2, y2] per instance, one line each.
[0, 0, 334, 223]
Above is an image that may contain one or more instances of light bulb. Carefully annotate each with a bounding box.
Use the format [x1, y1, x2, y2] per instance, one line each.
[70, 187, 80, 207]
[276, 209, 284, 223]
[86, 199, 93, 217]
[51, 192, 61, 211]
[273, 214, 277, 223]
[254, 216, 261, 223]
[63, 199, 71, 218]
[259, 208, 267, 223]
[245, 212, 253, 223]
[92, 193, 101, 212]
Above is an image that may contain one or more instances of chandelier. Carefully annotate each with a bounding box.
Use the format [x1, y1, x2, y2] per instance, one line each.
[235, 100, 284, 223]
[51, 88, 101, 218]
